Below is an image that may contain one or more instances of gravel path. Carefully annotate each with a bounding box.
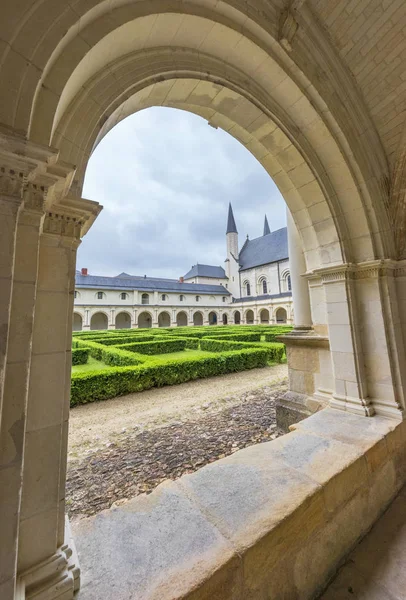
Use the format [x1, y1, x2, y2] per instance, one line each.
[67, 378, 288, 517]
[68, 364, 288, 461]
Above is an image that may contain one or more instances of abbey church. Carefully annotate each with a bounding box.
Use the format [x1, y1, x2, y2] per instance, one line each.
[73, 203, 293, 330]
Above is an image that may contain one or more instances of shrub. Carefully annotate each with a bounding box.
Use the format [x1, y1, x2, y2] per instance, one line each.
[70, 348, 269, 406]
[205, 332, 261, 342]
[75, 339, 143, 366]
[95, 335, 154, 346]
[200, 338, 285, 362]
[116, 338, 187, 355]
[72, 348, 89, 365]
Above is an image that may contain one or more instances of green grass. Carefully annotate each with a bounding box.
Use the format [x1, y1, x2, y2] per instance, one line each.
[72, 356, 107, 373]
[142, 349, 216, 363]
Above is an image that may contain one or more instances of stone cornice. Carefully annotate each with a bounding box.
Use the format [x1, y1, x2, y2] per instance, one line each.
[305, 260, 406, 283]
[43, 196, 102, 240]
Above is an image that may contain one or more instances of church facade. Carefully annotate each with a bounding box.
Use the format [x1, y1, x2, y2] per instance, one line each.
[73, 204, 293, 330]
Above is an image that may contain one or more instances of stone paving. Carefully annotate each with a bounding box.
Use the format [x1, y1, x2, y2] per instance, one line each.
[67, 382, 287, 516]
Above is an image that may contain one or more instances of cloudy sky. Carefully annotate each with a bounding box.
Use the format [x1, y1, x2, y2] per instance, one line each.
[79, 107, 286, 279]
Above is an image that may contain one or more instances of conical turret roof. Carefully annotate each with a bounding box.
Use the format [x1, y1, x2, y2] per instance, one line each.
[226, 203, 238, 234]
[263, 215, 271, 236]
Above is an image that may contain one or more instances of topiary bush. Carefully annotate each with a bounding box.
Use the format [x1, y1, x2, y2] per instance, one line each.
[116, 338, 187, 355]
[70, 347, 269, 406]
[72, 348, 89, 365]
[200, 338, 285, 363]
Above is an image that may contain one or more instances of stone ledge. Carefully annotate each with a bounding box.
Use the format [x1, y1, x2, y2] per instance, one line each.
[72, 409, 406, 600]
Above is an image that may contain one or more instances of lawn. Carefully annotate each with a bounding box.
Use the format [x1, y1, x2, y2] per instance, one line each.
[72, 356, 107, 373]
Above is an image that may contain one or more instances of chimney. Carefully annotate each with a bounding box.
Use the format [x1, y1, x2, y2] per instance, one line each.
[81, 268, 88, 276]
[179, 276, 184, 283]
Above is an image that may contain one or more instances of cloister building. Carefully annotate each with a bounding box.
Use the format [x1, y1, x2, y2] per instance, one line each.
[73, 204, 293, 330]
[2, 1, 406, 599]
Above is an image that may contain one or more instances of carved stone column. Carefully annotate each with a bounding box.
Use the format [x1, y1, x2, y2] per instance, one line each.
[17, 198, 101, 600]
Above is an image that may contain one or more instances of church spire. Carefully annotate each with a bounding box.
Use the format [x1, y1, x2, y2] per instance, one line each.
[226, 202, 238, 234]
[263, 215, 271, 236]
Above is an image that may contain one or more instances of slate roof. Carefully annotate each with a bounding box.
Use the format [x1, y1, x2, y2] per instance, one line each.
[239, 226, 288, 271]
[183, 264, 227, 280]
[226, 203, 238, 234]
[233, 291, 292, 303]
[75, 273, 230, 295]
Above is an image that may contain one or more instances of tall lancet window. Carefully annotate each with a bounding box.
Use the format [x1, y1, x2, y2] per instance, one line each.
[262, 279, 268, 294]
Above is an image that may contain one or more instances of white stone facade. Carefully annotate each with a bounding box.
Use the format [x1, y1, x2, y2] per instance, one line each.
[73, 206, 293, 330]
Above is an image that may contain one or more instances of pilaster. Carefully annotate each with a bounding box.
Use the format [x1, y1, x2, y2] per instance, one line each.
[17, 198, 101, 600]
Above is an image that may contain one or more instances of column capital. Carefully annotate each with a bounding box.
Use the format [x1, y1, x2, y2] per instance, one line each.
[42, 196, 102, 241]
[306, 259, 406, 283]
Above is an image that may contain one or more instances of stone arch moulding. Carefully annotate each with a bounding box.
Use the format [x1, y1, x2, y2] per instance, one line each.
[16, 2, 405, 418]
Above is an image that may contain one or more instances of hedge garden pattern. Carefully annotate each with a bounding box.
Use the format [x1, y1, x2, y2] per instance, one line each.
[71, 325, 291, 406]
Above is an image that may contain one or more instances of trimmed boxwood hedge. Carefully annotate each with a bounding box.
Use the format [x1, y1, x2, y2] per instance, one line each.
[72, 348, 89, 365]
[93, 334, 155, 346]
[75, 339, 144, 366]
[205, 332, 261, 342]
[116, 338, 187, 355]
[70, 347, 269, 406]
[200, 338, 285, 362]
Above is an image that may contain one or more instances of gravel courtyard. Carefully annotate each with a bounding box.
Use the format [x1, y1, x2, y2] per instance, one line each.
[67, 364, 288, 517]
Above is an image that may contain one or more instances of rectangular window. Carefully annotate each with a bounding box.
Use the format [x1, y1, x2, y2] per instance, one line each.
[97, 292, 103, 299]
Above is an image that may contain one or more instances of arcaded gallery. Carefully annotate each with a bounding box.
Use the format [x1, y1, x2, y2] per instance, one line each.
[1, 1, 406, 599]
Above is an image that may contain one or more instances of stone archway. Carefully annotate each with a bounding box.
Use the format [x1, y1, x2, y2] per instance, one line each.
[208, 311, 218, 325]
[260, 309, 270, 324]
[158, 311, 171, 328]
[90, 312, 108, 330]
[138, 311, 152, 329]
[222, 314, 228, 325]
[73, 313, 83, 332]
[275, 307, 287, 324]
[193, 312, 203, 326]
[115, 312, 131, 329]
[245, 310, 254, 325]
[3, 4, 406, 600]
[234, 311, 241, 325]
[176, 311, 188, 327]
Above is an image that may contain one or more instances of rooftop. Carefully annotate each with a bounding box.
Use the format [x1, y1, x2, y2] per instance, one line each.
[239, 227, 288, 271]
[183, 264, 227, 280]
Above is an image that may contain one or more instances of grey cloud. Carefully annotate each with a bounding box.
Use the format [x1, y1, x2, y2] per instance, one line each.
[78, 107, 286, 278]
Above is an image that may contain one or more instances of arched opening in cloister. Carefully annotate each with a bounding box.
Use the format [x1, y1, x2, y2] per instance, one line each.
[208, 311, 218, 325]
[245, 310, 255, 325]
[222, 314, 228, 325]
[138, 311, 152, 329]
[90, 312, 108, 330]
[158, 311, 171, 328]
[193, 312, 203, 326]
[2, 3, 406, 600]
[275, 307, 287, 324]
[260, 309, 270, 324]
[115, 312, 131, 329]
[234, 311, 241, 325]
[176, 311, 188, 327]
[73, 313, 83, 332]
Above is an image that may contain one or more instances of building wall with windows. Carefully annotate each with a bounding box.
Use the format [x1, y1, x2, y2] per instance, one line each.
[73, 205, 293, 330]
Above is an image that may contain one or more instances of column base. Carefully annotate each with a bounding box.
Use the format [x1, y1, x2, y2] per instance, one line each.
[17, 518, 80, 600]
[276, 391, 325, 432]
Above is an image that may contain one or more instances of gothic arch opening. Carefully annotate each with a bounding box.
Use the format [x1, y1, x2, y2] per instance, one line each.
[115, 312, 131, 329]
[234, 310, 241, 325]
[275, 307, 287, 324]
[260, 308, 270, 324]
[193, 312, 203, 326]
[245, 310, 254, 325]
[73, 313, 83, 332]
[90, 312, 108, 330]
[208, 311, 218, 325]
[158, 311, 171, 328]
[138, 311, 152, 329]
[176, 311, 188, 327]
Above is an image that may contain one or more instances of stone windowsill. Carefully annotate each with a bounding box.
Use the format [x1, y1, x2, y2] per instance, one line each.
[72, 408, 405, 600]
